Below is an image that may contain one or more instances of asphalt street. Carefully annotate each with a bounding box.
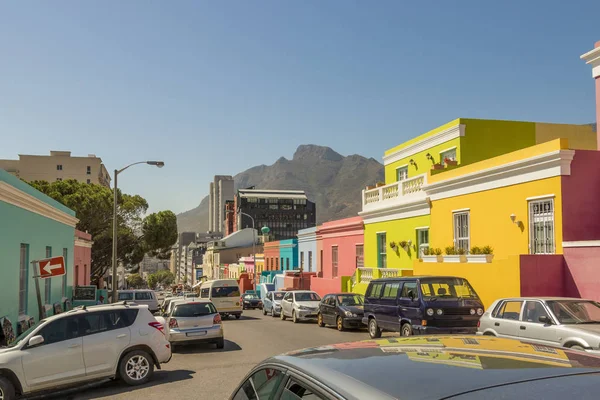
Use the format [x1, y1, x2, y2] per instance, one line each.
[28, 309, 388, 400]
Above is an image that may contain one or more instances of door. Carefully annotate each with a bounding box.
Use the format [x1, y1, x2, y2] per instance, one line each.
[379, 281, 401, 331]
[322, 296, 335, 324]
[397, 281, 420, 326]
[518, 300, 559, 346]
[365, 282, 384, 320]
[493, 300, 525, 339]
[282, 292, 293, 316]
[80, 310, 134, 376]
[21, 316, 85, 389]
[264, 292, 273, 313]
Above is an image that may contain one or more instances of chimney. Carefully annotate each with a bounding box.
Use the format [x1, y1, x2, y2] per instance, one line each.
[581, 40, 600, 150]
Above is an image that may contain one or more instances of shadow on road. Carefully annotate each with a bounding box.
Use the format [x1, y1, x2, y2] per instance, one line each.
[223, 315, 260, 321]
[175, 339, 242, 354]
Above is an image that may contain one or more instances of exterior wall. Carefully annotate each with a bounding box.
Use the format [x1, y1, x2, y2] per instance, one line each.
[564, 247, 600, 301]
[535, 123, 596, 151]
[279, 239, 298, 270]
[519, 255, 570, 298]
[364, 215, 430, 270]
[297, 227, 318, 272]
[264, 241, 281, 271]
[316, 228, 324, 274]
[74, 230, 93, 286]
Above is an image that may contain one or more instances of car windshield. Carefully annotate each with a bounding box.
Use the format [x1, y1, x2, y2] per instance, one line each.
[118, 292, 134, 301]
[244, 294, 259, 299]
[211, 286, 240, 298]
[295, 292, 321, 302]
[5, 323, 39, 348]
[420, 278, 479, 300]
[273, 292, 285, 300]
[172, 302, 217, 317]
[337, 294, 364, 306]
[546, 300, 600, 324]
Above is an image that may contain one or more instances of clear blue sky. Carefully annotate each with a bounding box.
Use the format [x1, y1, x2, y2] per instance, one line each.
[1, 1, 599, 215]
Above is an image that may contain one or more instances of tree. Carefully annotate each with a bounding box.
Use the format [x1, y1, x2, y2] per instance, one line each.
[148, 270, 175, 289]
[126, 273, 145, 289]
[28, 179, 178, 284]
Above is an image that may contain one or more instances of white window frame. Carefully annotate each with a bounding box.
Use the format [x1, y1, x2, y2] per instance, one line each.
[416, 228, 430, 257]
[396, 165, 409, 182]
[440, 147, 457, 166]
[453, 211, 470, 253]
[355, 244, 364, 268]
[308, 251, 313, 271]
[528, 198, 555, 254]
[378, 232, 387, 268]
[19, 244, 29, 315]
[332, 246, 339, 278]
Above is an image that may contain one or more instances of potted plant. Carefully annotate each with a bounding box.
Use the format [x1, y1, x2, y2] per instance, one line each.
[467, 246, 494, 263]
[422, 247, 443, 263]
[376, 181, 386, 187]
[431, 163, 444, 170]
[399, 240, 408, 250]
[389, 241, 397, 250]
[444, 246, 466, 263]
[366, 184, 375, 190]
[444, 157, 458, 167]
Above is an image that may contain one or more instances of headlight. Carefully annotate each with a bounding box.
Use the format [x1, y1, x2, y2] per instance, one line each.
[470, 309, 476, 315]
[436, 309, 443, 316]
[344, 311, 357, 317]
[426, 308, 434, 316]
[244, 301, 250, 303]
[477, 308, 484, 316]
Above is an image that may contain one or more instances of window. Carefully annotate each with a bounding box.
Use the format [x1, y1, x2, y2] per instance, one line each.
[86, 179, 91, 184]
[367, 282, 384, 299]
[56, 164, 63, 171]
[200, 288, 210, 298]
[521, 301, 550, 323]
[45, 246, 52, 304]
[79, 311, 132, 335]
[212, 286, 240, 298]
[319, 250, 323, 272]
[440, 148, 457, 166]
[62, 248, 68, 298]
[37, 317, 79, 345]
[495, 300, 524, 320]
[232, 368, 284, 400]
[281, 379, 324, 400]
[400, 281, 418, 298]
[453, 212, 470, 253]
[283, 292, 292, 301]
[355, 245, 364, 268]
[417, 229, 429, 257]
[396, 166, 408, 182]
[300, 252, 304, 269]
[529, 199, 555, 254]
[382, 282, 400, 299]
[286, 258, 289, 270]
[118, 292, 134, 301]
[332, 246, 338, 278]
[173, 303, 216, 317]
[19, 244, 29, 315]
[308, 251, 312, 271]
[135, 291, 153, 300]
[86, 166, 91, 175]
[377, 233, 387, 268]
[295, 292, 320, 302]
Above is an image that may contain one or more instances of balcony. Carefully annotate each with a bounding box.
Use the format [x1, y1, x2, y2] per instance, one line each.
[361, 173, 428, 214]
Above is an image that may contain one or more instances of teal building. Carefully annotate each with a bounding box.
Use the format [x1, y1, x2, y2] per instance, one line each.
[279, 239, 298, 271]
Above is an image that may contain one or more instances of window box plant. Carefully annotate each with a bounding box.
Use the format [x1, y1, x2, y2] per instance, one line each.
[444, 246, 467, 263]
[467, 246, 494, 263]
[444, 157, 458, 167]
[376, 182, 386, 187]
[366, 184, 375, 190]
[389, 241, 397, 250]
[421, 247, 443, 263]
[399, 240, 408, 251]
[431, 163, 444, 171]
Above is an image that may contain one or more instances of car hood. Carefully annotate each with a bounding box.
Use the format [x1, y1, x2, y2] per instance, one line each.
[341, 305, 364, 314]
[425, 298, 484, 308]
[0, 346, 19, 356]
[297, 301, 321, 308]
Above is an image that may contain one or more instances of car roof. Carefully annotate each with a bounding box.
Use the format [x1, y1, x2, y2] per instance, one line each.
[263, 336, 600, 400]
[494, 297, 592, 302]
[327, 293, 362, 296]
[40, 303, 147, 322]
[370, 275, 466, 282]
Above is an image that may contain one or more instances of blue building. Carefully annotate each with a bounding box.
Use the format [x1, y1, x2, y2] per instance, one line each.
[0, 169, 77, 339]
[297, 227, 317, 272]
[279, 239, 298, 270]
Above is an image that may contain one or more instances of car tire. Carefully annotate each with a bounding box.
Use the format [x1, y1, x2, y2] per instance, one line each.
[216, 338, 225, 349]
[235, 314, 241, 320]
[280, 310, 286, 320]
[317, 313, 325, 327]
[119, 350, 155, 386]
[401, 323, 413, 337]
[337, 316, 344, 332]
[368, 318, 382, 339]
[262, 307, 267, 315]
[292, 310, 299, 323]
[0, 376, 16, 400]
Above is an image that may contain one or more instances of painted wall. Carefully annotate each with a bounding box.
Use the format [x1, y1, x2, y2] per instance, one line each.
[364, 215, 430, 270]
[519, 255, 568, 297]
[297, 227, 318, 272]
[535, 123, 596, 152]
[561, 150, 600, 241]
[74, 230, 92, 286]
[264, 241, 281, 271]
[279, 239, 298, 271]
[564, 247, 600, 301]
[429, 176, 563, 259]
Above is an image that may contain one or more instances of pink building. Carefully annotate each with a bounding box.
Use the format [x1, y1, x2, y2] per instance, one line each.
[74, 230, 93, 286]
[311, 217, 364, 297]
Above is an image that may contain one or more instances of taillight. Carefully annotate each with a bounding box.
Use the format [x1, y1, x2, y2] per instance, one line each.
[149, 321, 165, 335]
[477, 320, 481, 328]
[213, 314, 222, 325]
[169, 318, 178, 328]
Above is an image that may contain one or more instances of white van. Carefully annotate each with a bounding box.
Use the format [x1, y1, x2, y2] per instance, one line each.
[118, 289, 160, 313]
[199, 279, 242, 319]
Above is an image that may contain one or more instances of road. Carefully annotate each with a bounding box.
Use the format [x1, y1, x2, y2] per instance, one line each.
[29, 309, 389, 400]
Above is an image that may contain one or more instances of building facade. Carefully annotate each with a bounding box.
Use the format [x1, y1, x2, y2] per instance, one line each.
[73, 230, 93, 286]
[201, 228, 261, 279]
[279, 239, 299, 271]
[297, 227, 317, 272]
[208, 175, 234, 233]
[0, 150, 111, 187]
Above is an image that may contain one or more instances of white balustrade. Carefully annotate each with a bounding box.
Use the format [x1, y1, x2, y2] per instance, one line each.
[362, 173, 427, 212]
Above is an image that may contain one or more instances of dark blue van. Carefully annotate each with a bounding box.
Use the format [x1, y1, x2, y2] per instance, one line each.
[362, 276, 484, 338]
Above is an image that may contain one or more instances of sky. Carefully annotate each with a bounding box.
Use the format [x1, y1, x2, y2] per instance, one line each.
[1, 1, 599, 215]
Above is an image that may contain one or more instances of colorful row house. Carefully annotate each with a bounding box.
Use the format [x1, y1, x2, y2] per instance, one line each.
[297, 227, 317, 272]
[264, 239, 299, 271]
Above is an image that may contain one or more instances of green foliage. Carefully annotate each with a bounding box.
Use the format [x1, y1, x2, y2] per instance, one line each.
[28, 179, 178, 282]
[470, 246, 482, 255]
[481, 246, 494, 255]
[433, 248, 443, 256]
[126, 273, 145, 289]
[422, 247, 431, 256]
[456, 247, 466, 255]
[444, 246, 457, 255]
[147, 270, 175, 289]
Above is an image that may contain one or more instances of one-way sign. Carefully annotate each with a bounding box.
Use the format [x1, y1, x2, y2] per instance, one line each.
[38, 256, 66, 279]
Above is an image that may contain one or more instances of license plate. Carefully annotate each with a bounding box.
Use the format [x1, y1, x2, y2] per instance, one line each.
[186, 331, 207, 337]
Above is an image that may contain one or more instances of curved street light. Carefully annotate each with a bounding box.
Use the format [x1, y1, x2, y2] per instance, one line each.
[111, 160, 164, 303]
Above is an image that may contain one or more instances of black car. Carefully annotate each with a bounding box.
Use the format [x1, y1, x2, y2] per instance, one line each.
[230, 335, 600, 400]
[318, 293, 364, 331]
[241, 293, 262, 310]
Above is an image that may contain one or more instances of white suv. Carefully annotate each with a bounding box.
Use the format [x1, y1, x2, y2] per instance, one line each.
[0, 303, 171, 400]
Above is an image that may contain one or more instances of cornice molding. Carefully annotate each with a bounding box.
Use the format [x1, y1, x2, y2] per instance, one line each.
[581, 46, 600, 79]
[360, 197, 431, 224]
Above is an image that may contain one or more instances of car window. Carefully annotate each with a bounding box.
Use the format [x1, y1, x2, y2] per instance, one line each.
[212, 286, 240, 298]
[200, 288, 210, 298]
[496, 301, 523, 320]
[79, 311, 128, 335]
[521, 301, 550, 323]
[281, 379, 325, 400]
[382, 282, 400, 299]
[135, 292, 153, 300]
[173, 302, 217, 317]
[119, 309, 139, 326]
[37, 317, 80, 345]
[273, 292, 284, 300]
[295, 292, 321, 302]
[400, 282, 418, 298]
[284, 292, 292, 301]
[367, 283, 383, 299]
[233, 368, 284, 400]
[118, 292, 134, 301]
[337, 294, 363, 306]
[546, 300, 600, 324]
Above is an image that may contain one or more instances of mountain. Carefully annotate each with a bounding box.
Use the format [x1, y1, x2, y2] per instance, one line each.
[176, 145, 384, 233]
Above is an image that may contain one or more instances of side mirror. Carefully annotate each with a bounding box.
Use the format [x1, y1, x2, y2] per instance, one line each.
[28, 335, 44, 347]
[539, 316, 552, 324]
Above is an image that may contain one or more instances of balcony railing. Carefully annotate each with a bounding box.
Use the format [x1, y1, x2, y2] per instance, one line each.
[362, 174, 427, 212]
[355, 268, 404, 285]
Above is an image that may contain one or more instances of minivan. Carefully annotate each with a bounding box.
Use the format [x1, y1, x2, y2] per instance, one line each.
[199, 279, 243, 319]
[118, 289, 160, 313]
[363, 276, 484, 338]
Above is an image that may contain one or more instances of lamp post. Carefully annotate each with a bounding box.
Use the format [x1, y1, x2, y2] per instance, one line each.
[228, 209, 257, 288]
[111, 160, 164, 303]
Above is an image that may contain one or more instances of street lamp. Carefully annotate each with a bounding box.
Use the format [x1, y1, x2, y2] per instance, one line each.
[111, 160, 164, 303]
[227, 209, 257, 289]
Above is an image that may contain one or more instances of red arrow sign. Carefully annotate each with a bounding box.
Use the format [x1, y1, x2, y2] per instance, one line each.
[38, 256, 66, 279]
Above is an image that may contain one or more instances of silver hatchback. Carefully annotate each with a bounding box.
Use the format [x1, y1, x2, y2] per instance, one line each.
[478, 297, 600, 353]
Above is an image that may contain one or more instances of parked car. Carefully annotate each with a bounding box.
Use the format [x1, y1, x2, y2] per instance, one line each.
[229, 335, 600, 400]
[280, 291, 321, 323]
[198, 279, 242, 319]
[318, 293, 364, 331]
[257, 283, 275, 304]
[262, 291, 285, 317]
[478, 297, 600, 353]
[118, 290, 160, 313]
[0, 303, 171, 400]
[363, 276, 484, 338]
[161, 300, 224, 350]
[241, 293, 262, 310]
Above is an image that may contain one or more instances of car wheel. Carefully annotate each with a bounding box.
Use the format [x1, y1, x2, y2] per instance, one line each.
[216, 338, 225, 349]
[170, 343, 176, 352]
[337, 316, 344, 331]
[119, 350, 155, 386]
[569, 344, 585, 351]
[271, 309, 277, 317]
[292, 310, 298, 323]
[317, 313, 325, 327]
[0, 376, 16, 400]
[235, 314, 241, 320]
[262, 307, 267, 315]
[401, 323, 413, 337]
[280, 310, 286, 320]
[368, 318, 382, 339]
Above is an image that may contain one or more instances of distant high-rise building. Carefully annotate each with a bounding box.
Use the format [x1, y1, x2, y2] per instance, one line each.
[207, 175, 234, 233]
